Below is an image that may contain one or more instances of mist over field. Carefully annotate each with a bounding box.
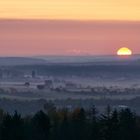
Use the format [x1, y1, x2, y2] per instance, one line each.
[0, 55, 139, 114]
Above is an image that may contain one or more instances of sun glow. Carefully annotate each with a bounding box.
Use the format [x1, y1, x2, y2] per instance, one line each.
[117, 47, 132, 56]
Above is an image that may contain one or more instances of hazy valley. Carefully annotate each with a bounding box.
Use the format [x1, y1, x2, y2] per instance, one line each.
[0, 56, 139, 115]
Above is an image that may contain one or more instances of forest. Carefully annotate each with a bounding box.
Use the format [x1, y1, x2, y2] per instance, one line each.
[0, 106, 139, 140]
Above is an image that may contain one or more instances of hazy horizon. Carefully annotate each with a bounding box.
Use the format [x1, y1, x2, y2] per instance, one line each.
[0, 19, 140, 56]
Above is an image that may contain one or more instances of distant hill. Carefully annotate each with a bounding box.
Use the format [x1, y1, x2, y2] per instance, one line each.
[0, 57, 46, 66]
[0, 55, 140, 66]
[36, 55, 140, 65]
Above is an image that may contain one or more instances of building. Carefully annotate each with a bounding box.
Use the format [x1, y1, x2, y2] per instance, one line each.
[44, 80, 53, 88]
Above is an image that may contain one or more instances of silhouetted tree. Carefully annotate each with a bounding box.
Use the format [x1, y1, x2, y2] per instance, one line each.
[70, 108, 87, 140]
[0, 106, 139, 140]
[1, 111, 24, 140]
[88, 106, 100, 140]
[31, 110, 51, 140]
[119, 109, 138, 140]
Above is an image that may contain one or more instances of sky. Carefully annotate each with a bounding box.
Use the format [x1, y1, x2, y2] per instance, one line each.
[0, 0, 140, 56]
[1, 0, 140, 20]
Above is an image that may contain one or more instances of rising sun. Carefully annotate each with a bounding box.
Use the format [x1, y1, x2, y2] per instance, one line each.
[117, 47, 132, 56]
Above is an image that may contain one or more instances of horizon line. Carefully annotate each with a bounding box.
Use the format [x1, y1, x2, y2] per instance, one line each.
[0, 53, 139, 58]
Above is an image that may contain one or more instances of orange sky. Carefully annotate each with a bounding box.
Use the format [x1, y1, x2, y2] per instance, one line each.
[0, 1, 140, 56]
[0, 0, 140, 20]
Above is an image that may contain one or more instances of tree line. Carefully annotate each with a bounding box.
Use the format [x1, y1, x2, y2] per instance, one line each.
[0, 106, 139, 140]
